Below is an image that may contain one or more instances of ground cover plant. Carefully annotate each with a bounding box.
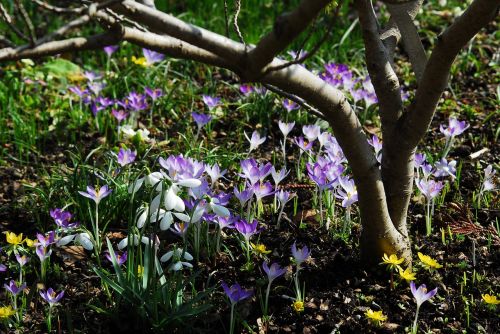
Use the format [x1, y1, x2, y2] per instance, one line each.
[0, 0, 498, 333]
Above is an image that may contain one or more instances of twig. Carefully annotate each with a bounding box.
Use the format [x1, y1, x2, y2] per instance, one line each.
[233, 0, 245, 45]
[262, 83, 326, 120]
[34, 15, 91, 46]
[32, 0, 83, 14]
[223, 0, 230, 37]
[14, 0, 37, 45]
[0, 3, 29, 42]
[0, 35, 15, 48]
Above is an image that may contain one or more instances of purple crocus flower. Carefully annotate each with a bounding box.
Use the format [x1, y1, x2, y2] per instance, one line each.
[103, 45, 119, 57]
[83, 71, 101, 82]
[262, 262, 286, 282]
[239, 85, 254, 96]
[216, 215, 235, 230]
[302, 125, 321, 141]
[105, 250, 127, 266]
[170, 222, 190, 238]
[288, 50, 308, 59]
[50, 208, 72, 227]
[40, 288, 64, 306]
[15, 254, 29, 267]
[192, 112, 212, 128]
[439, 118, 469, 138]
[282, 99, 299, 112]
[414, 153, 426, 168]
[0, 263, 6, 272]
[271, 167, 289, 186]
[410, 281, 438, 308]
[239, 159, 272, 185]
[111, 109, 128, 122]
[88, 82, 106, 96]
[68, 86, 89, 98]
[221, 281, 253, 304]
[205, 163, 227, 186]
[144, 87, 163, 100]
[234, 219, 259, 241]
[143, 48, 165, 65]
[4, 280, 26, 296]
[415, 179, 444, 200]
[36, 231, 57, 248]
[434, 158, 457, 179]
[252, 182, 274, 201]
[336, 176, 358, 208]
[124, 91, 148, 111]
[245, 131, 266, 152]
[278, 121, 295, 138]
[36, 245, 52, 262]
[234, 187, 254, 207]
[202, 95, 221, 110]
[307, 163, 333, 191]
[78, 185, 112, 205]
[291, 242, 310, 266]
[117, 148, 137, 167]
[294, 136, 313, 152]
[481, 165, 496, 193]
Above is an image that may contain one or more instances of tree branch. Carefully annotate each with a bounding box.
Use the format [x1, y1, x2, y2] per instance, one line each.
[0, 32, 121, 61]
[116, 0, 245, 63]
[386, 1, 427, 82]
[246, 0, 331, 71]
[355, 0, 403, 133]
[397, 0, 500, 151]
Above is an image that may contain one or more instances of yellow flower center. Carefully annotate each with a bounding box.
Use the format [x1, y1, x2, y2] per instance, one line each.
[292, 300, 304, 313]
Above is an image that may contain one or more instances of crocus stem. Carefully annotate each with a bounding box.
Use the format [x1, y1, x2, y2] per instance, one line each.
[282, 139, 287, 169]
[412, 305, 420, 334]
[95, 203, 100, 255]
[319, 189, 324, 228]
[294, 267, 302, 301]
[426, 199, 431, 236]
[264, 280, 272, 317]
[47, 306, 52, 333]
[245, 238, 251, 265]
[229, 303, 235, 334]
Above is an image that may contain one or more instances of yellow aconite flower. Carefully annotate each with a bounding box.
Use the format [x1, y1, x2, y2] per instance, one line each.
[365, 309, 387, 324]
[398, 267, 416, 281]
[292, 300, 304, 313]
[0, 305, 16, 319]
[25, 238, 36, 247]
[381, 253, 404, 271]
[251, 243, 271, 255]
[418, 252, 443, 270]
[482, 294, 500, 305]
[131, 56, 148, 67]
[4, 232, 24, 246]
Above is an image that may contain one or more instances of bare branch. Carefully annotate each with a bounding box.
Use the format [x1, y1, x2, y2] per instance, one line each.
[262, 83, 326, 120]
[35, 15, 91, 46]
[397, 0, 500, 151]
[224, 0, 230, 37]
[386, 1, 427, 82]
[0, 35, 15, 48]
[233, 0, 245, 44]
[0, 3, 29, 42]
[33, 0, 84, 14]
[14, 0, 37, 45]
[0, 32, 121, 61]
[355, 0, 402, 132]
[246, 0, 331, 71]
[116, 0, 245, 63]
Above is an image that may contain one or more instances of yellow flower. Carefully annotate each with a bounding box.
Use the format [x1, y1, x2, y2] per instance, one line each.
[137, 265, 144, 277]
[0, 305, 16, 319]
[418, 252, 443, 270]
[131, 56, 148, 67]
[381, 253, 404, 271]
[482, 294, 500, 305]
[4, 232, 24, 246]
[25, 238, 36, 247]
[365, 308, 387, 324]
[292, 300, 304, 313]
[250, 243, 271, 256]
[398, 267, 416, 281]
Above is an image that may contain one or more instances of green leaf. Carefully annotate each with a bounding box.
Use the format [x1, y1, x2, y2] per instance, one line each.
[42, 59, 81, 78]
